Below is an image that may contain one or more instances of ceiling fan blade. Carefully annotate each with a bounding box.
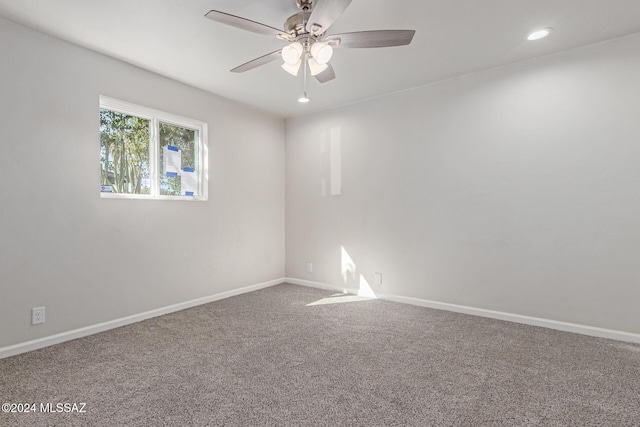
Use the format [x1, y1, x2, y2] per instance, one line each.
[231, 50, 282, 73]
[315, 63, 336, 83]
[325, 30, 416, 48]
[306, 0, 353, 36]
[205, 10, 287, 38]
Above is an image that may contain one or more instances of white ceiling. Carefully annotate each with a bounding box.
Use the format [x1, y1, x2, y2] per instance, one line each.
[1, 0, 640, 118]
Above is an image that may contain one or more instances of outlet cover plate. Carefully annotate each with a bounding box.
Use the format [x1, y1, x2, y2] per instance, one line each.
[374, 272, 382, 286]
[32, 307, 45, 325]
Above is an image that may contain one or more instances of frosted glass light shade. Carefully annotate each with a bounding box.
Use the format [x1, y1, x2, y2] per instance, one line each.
[308, 57, 328, 76]
[282, 42, 303, 65]
[282, 60, 302, 76]
[310, 42, 333, 65]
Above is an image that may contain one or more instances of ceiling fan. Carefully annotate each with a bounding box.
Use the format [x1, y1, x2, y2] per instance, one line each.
[205, 0, 415, 101]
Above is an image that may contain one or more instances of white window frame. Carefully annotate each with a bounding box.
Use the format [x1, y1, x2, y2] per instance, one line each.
[99, 96, 208, 201]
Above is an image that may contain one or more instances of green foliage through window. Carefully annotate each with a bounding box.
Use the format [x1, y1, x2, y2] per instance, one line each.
[100, 109, 150, 194]
[99, 96, 207, 200]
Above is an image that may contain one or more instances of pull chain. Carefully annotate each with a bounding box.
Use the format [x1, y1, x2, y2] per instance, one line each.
[303, 52, 308, 99]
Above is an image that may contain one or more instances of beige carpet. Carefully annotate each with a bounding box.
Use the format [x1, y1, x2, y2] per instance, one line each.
[1, 283, 639, 426]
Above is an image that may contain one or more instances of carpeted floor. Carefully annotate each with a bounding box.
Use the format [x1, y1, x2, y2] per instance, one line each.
[1, 283, 639, 426]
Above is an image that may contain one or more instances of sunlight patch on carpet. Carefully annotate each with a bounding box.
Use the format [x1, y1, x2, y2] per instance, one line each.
[306, 293, 375, 306]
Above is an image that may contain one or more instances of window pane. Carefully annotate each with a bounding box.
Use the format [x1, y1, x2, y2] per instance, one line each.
[159, 122, 198, 196]
[100, 109, 150, 194]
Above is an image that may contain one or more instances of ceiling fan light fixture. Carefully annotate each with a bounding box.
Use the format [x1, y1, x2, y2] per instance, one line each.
[308, 57, 328, 76]
[298, 95, 311, 103]
[282, 42, 303, 64]
[310, 42, 333, 65]
[527, 28, 553, 41]
[206, 1, 416, 91]
[282, 60, 302, 76]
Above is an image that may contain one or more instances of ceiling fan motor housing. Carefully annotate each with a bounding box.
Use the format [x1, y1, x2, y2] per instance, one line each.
[285, 11, 313, 38]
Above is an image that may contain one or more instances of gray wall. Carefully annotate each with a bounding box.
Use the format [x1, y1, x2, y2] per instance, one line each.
[0, 18, 285, 348]
[285, 34, 640, 334]
[3, 14, 640, 350]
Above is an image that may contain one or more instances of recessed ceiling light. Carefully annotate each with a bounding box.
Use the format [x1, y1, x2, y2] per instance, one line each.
[527, 28, 553, 41]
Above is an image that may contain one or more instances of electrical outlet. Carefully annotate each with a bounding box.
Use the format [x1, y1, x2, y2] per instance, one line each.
[374, 272, 382, 287]
[306, 262, 313, 273]
[32, 307, 45, 325]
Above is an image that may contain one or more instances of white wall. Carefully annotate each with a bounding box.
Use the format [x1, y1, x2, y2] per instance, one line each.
[285, 34, 640, 335]
[0, 17, 285, 348]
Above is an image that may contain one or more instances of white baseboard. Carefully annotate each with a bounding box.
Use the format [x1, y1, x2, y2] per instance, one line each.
[0, 278, 284, 359]
[4, 277, 638, 359]
[286, 277, 640, 344]
[286, 277, 361, 296]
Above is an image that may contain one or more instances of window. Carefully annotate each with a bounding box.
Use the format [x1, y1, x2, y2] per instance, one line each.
[99, 96, 208, 200]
